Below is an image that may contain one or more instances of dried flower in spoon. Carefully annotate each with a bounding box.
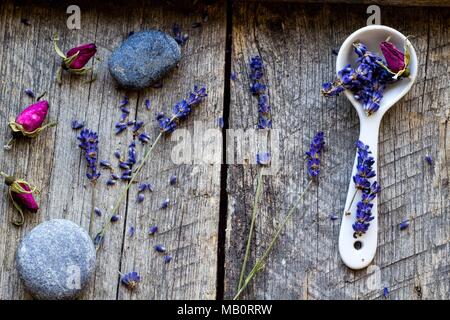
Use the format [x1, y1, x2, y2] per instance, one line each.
[53, 36, 97, 84]
[5, 100, 55, 150]
[322, 38, 413, 116]
[379, 38, 411, 79]
[0, 172, 39, 225]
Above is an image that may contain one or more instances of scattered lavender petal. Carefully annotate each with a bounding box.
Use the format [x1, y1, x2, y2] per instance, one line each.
[120, 96, 129, 107]
[161, 198, 170, 209]
[110, 215, 120, 222]
[154, 244, 166, 253]
[256, 152, 271, 165]
[230, 72, 237, 81]
[330, 213, 338, 221]
[163, 255, 172, 264]
[169, 175, 177, 185]
[24, 88, 35, 98]
[218, 117, 224, 128]
[128, 226, 135, 237]
[383, 287, 389, 298]
[145, 99, 151, 110]
[332, 48, 339, 56]
[149, 225, 158, 235]
[71, 120, 85, 130]
[425, 155, 433, 165]
[137, 193, 145, 203]
[94, 207, 102, 217]
[399, 219, 410, 230]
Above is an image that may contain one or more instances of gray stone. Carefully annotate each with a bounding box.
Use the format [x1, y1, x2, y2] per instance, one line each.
[16, 219, 96, 300]
[108, 30, 181, 90]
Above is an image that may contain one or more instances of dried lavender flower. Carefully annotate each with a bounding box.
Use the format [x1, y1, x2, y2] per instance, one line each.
[172, 23, 188, 46]
[25, 88, 35, 98]
[399, 219, 409, 230]
[110, 215, 120, 222]
[71, 120, 84, 130]
[137, 193, 144, 203]
[148, 225, 158, 235]
[77, 128, 101, 182]
[154, 244, 166, 253]
[138, 132, 151, 144]
[156, 86, 207, 133]
[160, 198, 170, 209]
[121, 271, 140, 289]
[217, 117, 224, 128]
[169, 175, 177, 185]
[94, 207, 102, 217]
[256, 152, 270, 166]
[163, 255, 172, 264]
[383, 287, 389, 298]
[425, 155, 433, 165]
[305, 132, 325, 178]
[145, 99, 151, 110]
[248, 56, 271, 129]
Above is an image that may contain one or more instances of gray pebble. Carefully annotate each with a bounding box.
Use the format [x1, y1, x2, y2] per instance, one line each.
[16, 219, 96, 300]
[109, 30, 181, 90]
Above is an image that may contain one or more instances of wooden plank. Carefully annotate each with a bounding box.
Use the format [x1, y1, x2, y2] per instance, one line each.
[251, 0, 450, 7]
[225, 2, 449, 299]
[117, 2, 226, 300]
[0, 0, 225, 300]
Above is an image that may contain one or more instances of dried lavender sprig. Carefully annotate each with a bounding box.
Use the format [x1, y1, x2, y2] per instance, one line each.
[234, 180, 313, 300]
[237, 168, 264, 292]
[77, 128, 101, 181]
[94, 86, 207, 249]
[235, 132, 325, 299]
[345, 140, 376, 215]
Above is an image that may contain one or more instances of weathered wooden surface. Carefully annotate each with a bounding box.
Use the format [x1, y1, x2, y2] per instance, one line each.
[0, 0, 448, 300]
[0, 0, 225, 300]
[255, 0, 450, 7]
[225, 2, 449, 300]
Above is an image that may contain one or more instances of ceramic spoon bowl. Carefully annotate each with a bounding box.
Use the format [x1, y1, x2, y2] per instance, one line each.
[336, 25, 418, 269]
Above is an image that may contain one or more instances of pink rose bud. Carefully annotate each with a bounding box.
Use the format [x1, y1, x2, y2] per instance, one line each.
[66, 43, 97, 69]
[11, 181, 39, 213]
[15, 100, 49, 133]
[380, 41, 405, 73]
[1, 172, 39, 225]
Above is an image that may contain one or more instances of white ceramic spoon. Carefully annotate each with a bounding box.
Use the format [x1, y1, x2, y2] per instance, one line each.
[337, 25, 418, 270]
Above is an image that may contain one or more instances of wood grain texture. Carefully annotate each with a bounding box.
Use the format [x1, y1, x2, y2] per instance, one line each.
[0, 0, 225, 300]
[224, 2, 449, 300]
[0, 0, 448, 300]
[252, 0, 450, 7]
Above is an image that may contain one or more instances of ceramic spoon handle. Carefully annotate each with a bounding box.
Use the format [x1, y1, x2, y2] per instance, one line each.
[338, 117, 381, 269]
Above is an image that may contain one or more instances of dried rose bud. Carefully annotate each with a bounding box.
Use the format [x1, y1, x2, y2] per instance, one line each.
[14, 100, 49, 133]
[65, 43, 97, 70]
[380, 41, 405, 73]
[53, 36, 97, 83]
[1, 172, 39, 225]
[7, 101, 55, 148]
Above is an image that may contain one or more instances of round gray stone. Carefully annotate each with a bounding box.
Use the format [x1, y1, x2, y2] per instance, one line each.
[108, 30, 181, 90]
[16, 219, 96, 300]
